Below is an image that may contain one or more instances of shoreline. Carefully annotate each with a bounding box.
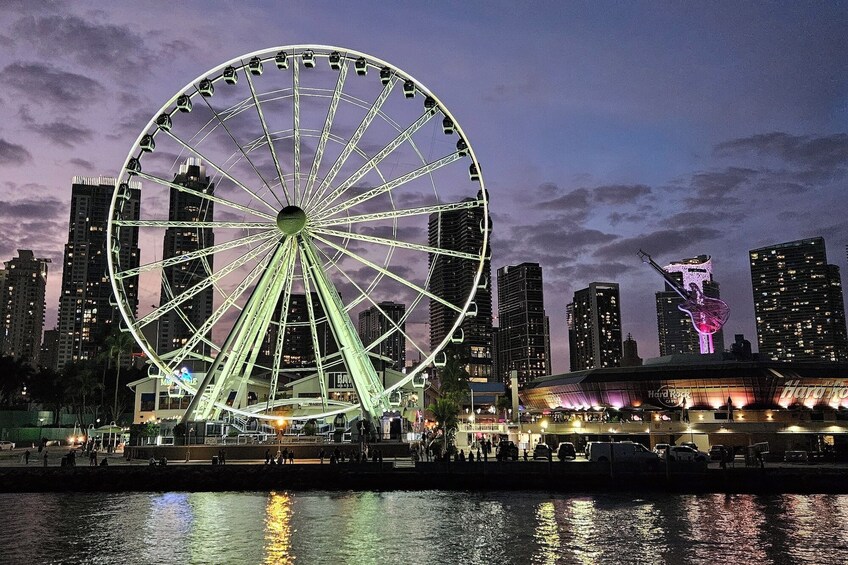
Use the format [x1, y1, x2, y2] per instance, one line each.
[2, 462, 848, 494]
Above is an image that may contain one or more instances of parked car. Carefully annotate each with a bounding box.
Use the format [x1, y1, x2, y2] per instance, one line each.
[666, 445, 708, 463]
[496, 441, 519, 461]
[586, 441, 658, 463]
[784, 450, 809, 463]
[680, 442, 700, 452]
[653, 443, 670, 458]
[533, 443, 553, 460]
[0, 441, 14, 450]
[557, 442, 577, 461]
[709, 445, 730, 461]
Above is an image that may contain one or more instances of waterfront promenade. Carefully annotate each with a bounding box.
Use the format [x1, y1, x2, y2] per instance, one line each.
[2, 446, 848, 494]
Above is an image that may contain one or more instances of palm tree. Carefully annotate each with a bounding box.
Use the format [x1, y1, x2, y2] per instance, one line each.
[429, 396, 460, 458]
[436, 348, 470, 401]
[105, 330, 135, 421]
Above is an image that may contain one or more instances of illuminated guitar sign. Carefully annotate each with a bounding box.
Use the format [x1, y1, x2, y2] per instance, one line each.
[637, 250, 730, 336]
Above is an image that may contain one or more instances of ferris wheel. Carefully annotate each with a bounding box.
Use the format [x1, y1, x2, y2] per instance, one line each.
[107, 45, 489, 423]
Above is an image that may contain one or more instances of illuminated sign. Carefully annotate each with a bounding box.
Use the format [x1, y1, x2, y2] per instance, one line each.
[328, 372, 354, 390]
[779, 380, 848, 401]
[648, 385, 692, 407]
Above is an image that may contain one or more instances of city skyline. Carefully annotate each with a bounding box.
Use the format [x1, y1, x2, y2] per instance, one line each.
[0, 3, 846, 373]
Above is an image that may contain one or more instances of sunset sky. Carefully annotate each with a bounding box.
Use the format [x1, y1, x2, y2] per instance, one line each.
[1, 1, 846, 373]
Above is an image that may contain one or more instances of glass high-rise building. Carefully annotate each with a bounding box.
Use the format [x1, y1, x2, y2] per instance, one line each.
[655, 255, 725, 355]
[0, 250, 50, 366]
[157, 158, 214, 371]
[495, 263, 551, 387]
[750, 237, 848, 362]
[57, 177, 140, 369]
[358, 301, 406, 372]
[428, 197, 493, 382]
[567, 282, 622, 371]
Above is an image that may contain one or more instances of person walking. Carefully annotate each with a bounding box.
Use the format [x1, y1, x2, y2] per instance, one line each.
[43, 449, 48, 467]
[24, 449, 30, 465]
[265, 449, 271, 465]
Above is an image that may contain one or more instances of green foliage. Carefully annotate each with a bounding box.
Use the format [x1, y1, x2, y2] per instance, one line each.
[0, 355, 32, 407]
[430, 396, 460, 455]
[437, 348, 471, 401]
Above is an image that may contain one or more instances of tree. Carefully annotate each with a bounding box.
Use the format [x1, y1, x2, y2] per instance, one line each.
[496, 394, 512, 421]
[28, 366, 67, 425]
[436, 348, 471, 401]
[429, 396, 460, 458]
[0, 355, 31, 407]
[66, 360, 102, 424]
[105, 330, 135, 422]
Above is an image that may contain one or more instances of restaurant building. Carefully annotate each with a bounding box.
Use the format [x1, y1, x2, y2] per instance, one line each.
[519, 355, 848, 459]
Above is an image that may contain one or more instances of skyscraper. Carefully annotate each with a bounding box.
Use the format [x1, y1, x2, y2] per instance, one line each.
[496, 263, 551, 387]
[750, 237, 848, 362]
[57, 177, 140, 368]
[0, 250, 50, 365]
[40, 327, 59, 370]
[655, 255, 725, 355]
[259, 293, 335, 374]
[157, 158, 214, 369]
[567, 282, 622, 371]
[428, 196, 493, 382]
[358, 301, 406, 371]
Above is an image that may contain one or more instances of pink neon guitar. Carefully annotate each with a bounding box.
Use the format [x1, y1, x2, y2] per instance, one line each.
[637, 250, 730, 335]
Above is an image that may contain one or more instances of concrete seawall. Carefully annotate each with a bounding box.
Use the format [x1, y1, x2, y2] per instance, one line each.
[3, 462, 848, 494]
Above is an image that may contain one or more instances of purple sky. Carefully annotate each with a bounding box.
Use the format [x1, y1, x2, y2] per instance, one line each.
[0, 2, 846, 374]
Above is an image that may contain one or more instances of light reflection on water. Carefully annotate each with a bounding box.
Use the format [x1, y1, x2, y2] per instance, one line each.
[5, 491, 848, 564]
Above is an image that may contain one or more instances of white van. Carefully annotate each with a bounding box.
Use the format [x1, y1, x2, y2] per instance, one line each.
[586, 441, 658, 463]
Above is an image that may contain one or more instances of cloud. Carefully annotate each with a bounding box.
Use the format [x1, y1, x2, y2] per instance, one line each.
[592, 184, 652, 205]
[0, 139, 33, 165]
[715, 132, 848, 170]
[4, 63, 104, 110]
[593, 227, 723, 261]
[16, 14, 153, 72]
[69, 158, 95, 170]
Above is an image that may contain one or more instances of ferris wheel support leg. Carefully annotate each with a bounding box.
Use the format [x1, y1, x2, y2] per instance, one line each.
[182, 239, 294, 423]
[299, 237, 392, 422]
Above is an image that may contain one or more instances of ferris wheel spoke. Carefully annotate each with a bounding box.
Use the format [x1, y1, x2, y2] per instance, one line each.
[293, 58, 302, 204]
[311, 199, 483, 229]
[161, 129, 281, 215]
[114, 219, 271, 230]
[312, 226, 480, 261]
[169, 243, 278, 369]
[195, 85, 284, 209]
[315, 151, 464, 220]
[267, 256, 296, 411]
[316, 243, 428, 361]
[133, 237, 278, 330]
[303, 63, 348, 207]
[312, 77, 398, 206]
[134, 171, 276, 221]
[115, 230, 278, 280]
[310, 109, 437, 215]
[311, 232, 464, 313]
[297, 244, 331, 412]
[243, 63, 292, 206]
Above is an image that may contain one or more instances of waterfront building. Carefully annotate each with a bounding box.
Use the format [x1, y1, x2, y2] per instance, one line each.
[567, 282, 622, 371]
[496, 263, 551, 387]
[358, 301, 406, 371]
[520, 356, 848, 460]
[0, 250, 50, 365]
[750, 237, 848, 362]
[57, 177, 140, 368]
[428, 198, 493, 382]
[655, 255, 725, 355]
[39, 327, 59, 370]
[157, 158, 214, 372]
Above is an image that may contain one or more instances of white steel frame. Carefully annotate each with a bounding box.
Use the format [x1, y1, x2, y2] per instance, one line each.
[107, 45, 489, 424]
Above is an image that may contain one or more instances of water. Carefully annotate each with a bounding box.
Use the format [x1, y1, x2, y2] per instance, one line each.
[6, 491, 848, 564]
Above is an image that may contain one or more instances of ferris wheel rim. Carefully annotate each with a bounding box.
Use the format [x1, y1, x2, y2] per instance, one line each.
[107, 45, 490, 420]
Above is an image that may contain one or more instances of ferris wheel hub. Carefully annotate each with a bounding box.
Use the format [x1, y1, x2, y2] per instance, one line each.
[276, 205, 307, 235]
